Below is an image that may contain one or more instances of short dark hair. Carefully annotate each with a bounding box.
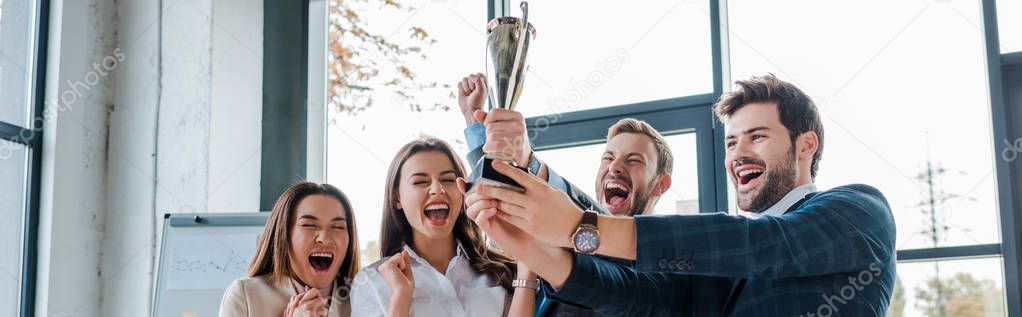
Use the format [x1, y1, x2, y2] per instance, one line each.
[713, 74, 824, 179]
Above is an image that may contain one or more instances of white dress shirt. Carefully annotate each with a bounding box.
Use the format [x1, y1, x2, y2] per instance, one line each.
[759, 183, 818, 217]
[350, 243, 508, 317]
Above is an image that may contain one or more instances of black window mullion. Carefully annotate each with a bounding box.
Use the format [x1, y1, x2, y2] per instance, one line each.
[0, 122, 43, 151]
[526, 94, 716, 149]
[0, 122, 33, 146]
[19, 0, 50, 315]
[527, 95, 721, 212]
[896, 243, 1003, 263]
[979, 0, 1021, 315]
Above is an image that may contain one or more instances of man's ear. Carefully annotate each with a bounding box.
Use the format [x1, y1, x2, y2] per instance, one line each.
[796, 131, 819, 163]
[655, 173, 672, 196]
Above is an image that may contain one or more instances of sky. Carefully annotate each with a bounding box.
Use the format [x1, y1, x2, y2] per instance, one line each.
[326, 0, 1019, 315]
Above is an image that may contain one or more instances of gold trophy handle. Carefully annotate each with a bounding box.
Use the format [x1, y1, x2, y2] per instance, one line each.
[505, 1, 529, 111]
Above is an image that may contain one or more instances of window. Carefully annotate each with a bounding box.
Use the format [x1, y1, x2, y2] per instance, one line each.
[1, 0, 38, 126]
[996, 0, 1020, 53]
[518, 0, 726, 214]
[321, 0, 1020, 314]
[514, 0, 712, 117]
[327, 0, 485, 265]
[727, 0, 1009, 315]
[0, 140, 26, 316]
[538, 132, 700, 215]
[0, 0, 44, 315]
[894, 258, 1006, 316]
[728, 0, 998, 250]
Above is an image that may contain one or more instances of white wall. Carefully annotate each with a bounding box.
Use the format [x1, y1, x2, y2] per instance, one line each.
[34, 0, 264, 315]
[306, 0, 327, 183]
[36, 0, 116, 315]
[210, 0, 264, 212]
[97, 0, 161, 315]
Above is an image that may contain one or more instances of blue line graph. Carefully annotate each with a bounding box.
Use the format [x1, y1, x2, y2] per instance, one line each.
[165, 232, 259, 290]
[170, 254, 249, 274]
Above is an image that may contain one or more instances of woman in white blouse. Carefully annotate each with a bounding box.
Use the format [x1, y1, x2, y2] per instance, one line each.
[219, 182, 361, 317]
[351, 137, 537, 317]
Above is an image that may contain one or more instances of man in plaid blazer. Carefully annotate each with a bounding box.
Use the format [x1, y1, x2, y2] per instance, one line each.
[465, 74, 897, 316]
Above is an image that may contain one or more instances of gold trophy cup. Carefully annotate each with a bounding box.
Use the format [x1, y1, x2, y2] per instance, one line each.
[469, 1, 536, 192]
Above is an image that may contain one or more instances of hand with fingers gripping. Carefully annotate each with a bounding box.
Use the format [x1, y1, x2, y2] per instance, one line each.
[457, 73, 533, 167]
[283, 287, 329, 317]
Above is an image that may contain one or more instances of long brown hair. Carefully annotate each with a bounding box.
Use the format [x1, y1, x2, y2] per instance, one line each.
[380, 137, 516, 290]
[248, 182, 361, 288]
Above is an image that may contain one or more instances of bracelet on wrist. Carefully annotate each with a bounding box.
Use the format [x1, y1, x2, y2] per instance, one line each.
[512, 278, 541, 291]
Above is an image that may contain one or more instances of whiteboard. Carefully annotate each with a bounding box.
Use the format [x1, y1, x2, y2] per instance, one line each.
[153, 213, 269, 317]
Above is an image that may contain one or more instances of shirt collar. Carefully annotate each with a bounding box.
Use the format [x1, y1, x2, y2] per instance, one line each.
[401, 241, 469, 267]
[759, 183, 818, 217]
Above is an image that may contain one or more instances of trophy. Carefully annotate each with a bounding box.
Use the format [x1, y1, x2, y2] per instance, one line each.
[469, 1, 536, 192]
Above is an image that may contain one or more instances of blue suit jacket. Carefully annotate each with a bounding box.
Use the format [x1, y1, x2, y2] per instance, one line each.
[547, 184, 897, 316]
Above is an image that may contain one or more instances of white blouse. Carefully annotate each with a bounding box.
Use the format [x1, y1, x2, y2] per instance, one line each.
[350, 243, 508, 317]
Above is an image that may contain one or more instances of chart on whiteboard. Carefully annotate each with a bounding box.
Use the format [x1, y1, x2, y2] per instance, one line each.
[165, 232, 260, 290]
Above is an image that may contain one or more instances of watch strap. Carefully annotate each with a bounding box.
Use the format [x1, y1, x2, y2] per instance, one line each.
[512, 278, 541, 291]
[580, 210, 598, 228]
[527, 151, 542, 176]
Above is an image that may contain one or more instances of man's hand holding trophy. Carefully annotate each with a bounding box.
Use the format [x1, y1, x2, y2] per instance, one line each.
[465, 1, 536, 193]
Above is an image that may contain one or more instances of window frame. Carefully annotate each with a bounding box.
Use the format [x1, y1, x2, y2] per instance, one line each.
[309, 0, 1018, 313]
[982, 0, 1022, 315]
[495, 0, 1021, 314]
[0, 0, 49, 316]
[894, 1, 1022, 315]
[494, 0, 731, 213]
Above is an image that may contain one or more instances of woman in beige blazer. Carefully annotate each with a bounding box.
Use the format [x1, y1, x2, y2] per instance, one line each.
[219, 182, 361, 317]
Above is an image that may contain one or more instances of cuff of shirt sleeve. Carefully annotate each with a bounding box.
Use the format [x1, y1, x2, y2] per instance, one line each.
[464, 123, 485, 150]
[541, 159, 570, 193]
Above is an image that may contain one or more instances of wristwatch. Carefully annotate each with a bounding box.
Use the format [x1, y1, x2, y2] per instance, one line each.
[512, 278, 541, 291]
[571, 211, 601, 254]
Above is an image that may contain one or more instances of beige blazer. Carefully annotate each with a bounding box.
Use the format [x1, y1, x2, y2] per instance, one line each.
[218, 275, 351, 317]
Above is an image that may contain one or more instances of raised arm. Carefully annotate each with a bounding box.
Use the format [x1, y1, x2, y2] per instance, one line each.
[563, 184, 895, 277]
[629, 184, 895, 278]
[457, 74, 605, 215]
[472, 163, 895, 279]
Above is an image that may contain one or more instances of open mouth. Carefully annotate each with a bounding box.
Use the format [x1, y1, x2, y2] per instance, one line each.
[736, 167, 765, 186]
[424, 202, 450, 226]
[308, 252, 334, 272]
[602, 181, 631, 209]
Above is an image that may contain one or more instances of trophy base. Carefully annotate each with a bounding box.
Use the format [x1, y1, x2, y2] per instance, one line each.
[466, 156, 527, 193]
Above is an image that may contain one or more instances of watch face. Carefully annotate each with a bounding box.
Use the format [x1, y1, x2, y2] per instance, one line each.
[573, 228, 600, 254]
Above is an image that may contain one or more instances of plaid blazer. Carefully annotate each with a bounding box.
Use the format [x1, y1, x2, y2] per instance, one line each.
[546, 184, 896, 317]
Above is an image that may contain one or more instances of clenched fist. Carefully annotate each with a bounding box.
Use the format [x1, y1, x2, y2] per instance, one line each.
[457, 73, 488, 126]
